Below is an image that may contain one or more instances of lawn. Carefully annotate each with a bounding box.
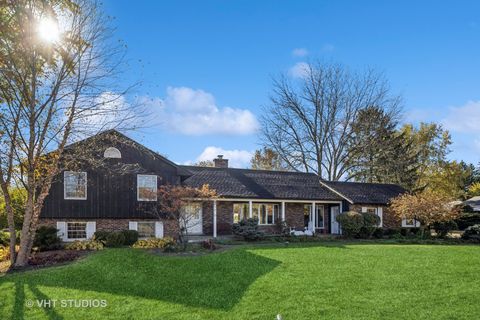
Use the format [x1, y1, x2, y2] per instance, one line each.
[0, 243, 479, 320]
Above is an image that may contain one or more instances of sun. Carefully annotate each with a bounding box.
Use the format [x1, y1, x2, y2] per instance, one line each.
[37, 17, 60, 43]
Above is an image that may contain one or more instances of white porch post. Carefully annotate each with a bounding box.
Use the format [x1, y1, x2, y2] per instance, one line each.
[281, 201, 286, 222]
[213, 200, 217, 238]
[249, 200, 253, 218]
[312, 202, 316, 233]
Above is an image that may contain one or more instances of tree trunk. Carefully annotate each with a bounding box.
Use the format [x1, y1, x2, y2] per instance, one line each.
[13, 193, 35, 267]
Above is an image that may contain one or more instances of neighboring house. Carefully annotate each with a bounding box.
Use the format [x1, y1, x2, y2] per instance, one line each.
[39, 130, 408, 242]
[464, 196, 480, 212]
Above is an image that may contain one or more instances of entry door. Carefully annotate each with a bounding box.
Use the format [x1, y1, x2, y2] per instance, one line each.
[330, 206, 340, 234]
[184, 203, 203, 235]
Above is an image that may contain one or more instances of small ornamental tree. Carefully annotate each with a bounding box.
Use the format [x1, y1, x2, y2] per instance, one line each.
[153, 184, 216, 250]
[390, 190, 461, 232]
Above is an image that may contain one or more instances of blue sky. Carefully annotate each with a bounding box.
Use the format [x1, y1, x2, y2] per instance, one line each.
[102, 0, 480, 168]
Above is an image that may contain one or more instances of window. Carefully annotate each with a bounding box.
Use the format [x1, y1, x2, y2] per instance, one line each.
[402, 218, 420, 228]
[137, 222, 156, 238]
[363, 207, 383, 227]
[64, 171, 87, 200]
[137, 175, 157, 201]
[104, 147, 121, 158]
[254, 204, 278, 225]
[67, 222, 87, 240]
[233, 203, 249, 223]
[304, 205, 325, 229]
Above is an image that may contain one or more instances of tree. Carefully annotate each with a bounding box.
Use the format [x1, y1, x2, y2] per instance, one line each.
[261, 61, 402, 180]
[193, 160, 214, 167]
[152, 185, 216, 250]
[250, 147, 289, 171]
[0, 0, 140, 267]
[390, 190, 461, 231]
[467, 182, 480, 198]
[421, 161, 472, 200]
[399, 123, 452, 191]
[346, 106, 418, 188]
[0, 188, 26, 229]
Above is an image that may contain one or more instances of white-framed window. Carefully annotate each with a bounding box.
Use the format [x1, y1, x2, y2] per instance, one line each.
[304, 205, 325, 229]
[64, 171, 87, 200]
[104, 147, 122, 158]
[254, 203, 278, 225]
[67, 222, 87, 240]
[137, 174, 157, 201]
[233, 203, 249, 223]
[402, 218, 420, 228]
[137, 221, 156, 238]
[362, 207, 383, 227]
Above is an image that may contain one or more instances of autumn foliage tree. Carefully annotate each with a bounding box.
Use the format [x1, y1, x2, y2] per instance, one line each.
[390, 190, 461, 230]
[153, 184, 216, 249]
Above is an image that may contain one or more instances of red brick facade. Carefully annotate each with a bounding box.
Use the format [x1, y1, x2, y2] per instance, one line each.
[39, 201, 399, 238]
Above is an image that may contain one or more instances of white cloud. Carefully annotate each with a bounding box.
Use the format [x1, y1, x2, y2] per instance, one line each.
[442, 100, 480, 133]
[292, 48, 309, 57]
[289, 62, 311, 79]
[194, 146, 253, 168]
[141, 86, 259, 135]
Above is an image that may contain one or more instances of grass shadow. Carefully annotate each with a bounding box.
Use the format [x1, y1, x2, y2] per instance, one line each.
[13, 281, 25, 320]
[1, 248, 280, 311]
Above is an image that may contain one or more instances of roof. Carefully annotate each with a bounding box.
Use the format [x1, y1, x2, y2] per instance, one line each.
[464, 196, 480, 209]
[321, 181, 406, 205]
[180, 166, 344, 201]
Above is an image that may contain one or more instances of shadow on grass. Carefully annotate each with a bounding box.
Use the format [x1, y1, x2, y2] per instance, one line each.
[2, 248, 280, 315]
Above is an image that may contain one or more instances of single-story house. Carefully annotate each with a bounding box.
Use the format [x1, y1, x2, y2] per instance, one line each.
[39, 130, 410, 241]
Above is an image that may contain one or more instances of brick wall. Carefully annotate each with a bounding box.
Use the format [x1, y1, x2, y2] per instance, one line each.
[38, 218, 178, 238]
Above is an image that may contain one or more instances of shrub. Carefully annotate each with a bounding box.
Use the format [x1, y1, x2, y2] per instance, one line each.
[456, 213, 480, 230]
[232, 218, 264, 241]
[432, 220, 458, 238]
[121, 230, 139, 246]
[0, 246, 8, 262]
[383, 228, 400, 237]
[93, 230, 110, 242]
[0, 231, 9, 247]
[336, 211, 364, 238]
[371, 228, 383, 239]
[361, 212, 380, 238]
[105, 232, 126, 247]
[132, 237, 176, 251]
[461, 224, 480, 242]
[65, 240, 104, 251]
[33, 226, 62, 251]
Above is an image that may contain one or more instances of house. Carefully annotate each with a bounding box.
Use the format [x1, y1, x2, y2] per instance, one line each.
[39, 130, 408, 241]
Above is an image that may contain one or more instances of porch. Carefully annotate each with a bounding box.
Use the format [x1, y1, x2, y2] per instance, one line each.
[201, 199, 344, 238]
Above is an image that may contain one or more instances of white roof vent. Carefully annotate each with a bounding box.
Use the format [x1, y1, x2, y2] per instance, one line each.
[104, 147, 121, 159]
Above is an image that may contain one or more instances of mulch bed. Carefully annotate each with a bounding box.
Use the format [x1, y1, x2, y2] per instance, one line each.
[28, 250, 90, 268]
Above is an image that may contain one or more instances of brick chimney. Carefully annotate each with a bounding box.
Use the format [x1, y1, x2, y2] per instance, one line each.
[213, 155, 229, 168]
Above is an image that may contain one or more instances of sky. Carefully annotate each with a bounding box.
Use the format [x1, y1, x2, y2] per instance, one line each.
[101, 0, 480, 168]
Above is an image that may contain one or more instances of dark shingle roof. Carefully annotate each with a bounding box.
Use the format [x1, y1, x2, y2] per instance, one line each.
[321, 181, 406, 205]
[180, 166, 344, 201]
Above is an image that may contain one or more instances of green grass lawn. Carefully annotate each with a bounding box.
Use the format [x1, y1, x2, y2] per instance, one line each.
[0, 243, 479, 320]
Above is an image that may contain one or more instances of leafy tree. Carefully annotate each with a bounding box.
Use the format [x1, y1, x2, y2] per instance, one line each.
[193, 160, 214, 167]
[251, 147, 289, 171]
[390, 190, 461, 231]
[346, 106, 418, 189]
[467, 182, 480, 198]
[0, 188, 26, 229]
[421, 161, 472, 199]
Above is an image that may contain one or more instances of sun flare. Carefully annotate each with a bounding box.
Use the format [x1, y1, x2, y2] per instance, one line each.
[37, 17, 60, 43]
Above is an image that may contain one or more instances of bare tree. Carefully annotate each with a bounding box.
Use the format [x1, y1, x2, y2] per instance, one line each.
[261, 61, 402, 180]
[0, 0, 142, 267]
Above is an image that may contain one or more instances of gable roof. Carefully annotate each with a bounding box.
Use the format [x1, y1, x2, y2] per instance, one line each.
[180, 166, 344, 201]
[321, 181, 406, 205]
[65, 130, 190, 176]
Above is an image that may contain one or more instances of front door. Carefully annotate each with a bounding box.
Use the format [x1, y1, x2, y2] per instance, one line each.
[183, 203, 203, 235]
[330, 206, 340, 234]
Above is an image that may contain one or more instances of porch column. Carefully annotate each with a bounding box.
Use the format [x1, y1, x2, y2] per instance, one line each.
[312, 202, 316, 233]
[249, 200, 253, 218]
[281, 201, 286, 222]
[213, 200, 217, 238]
